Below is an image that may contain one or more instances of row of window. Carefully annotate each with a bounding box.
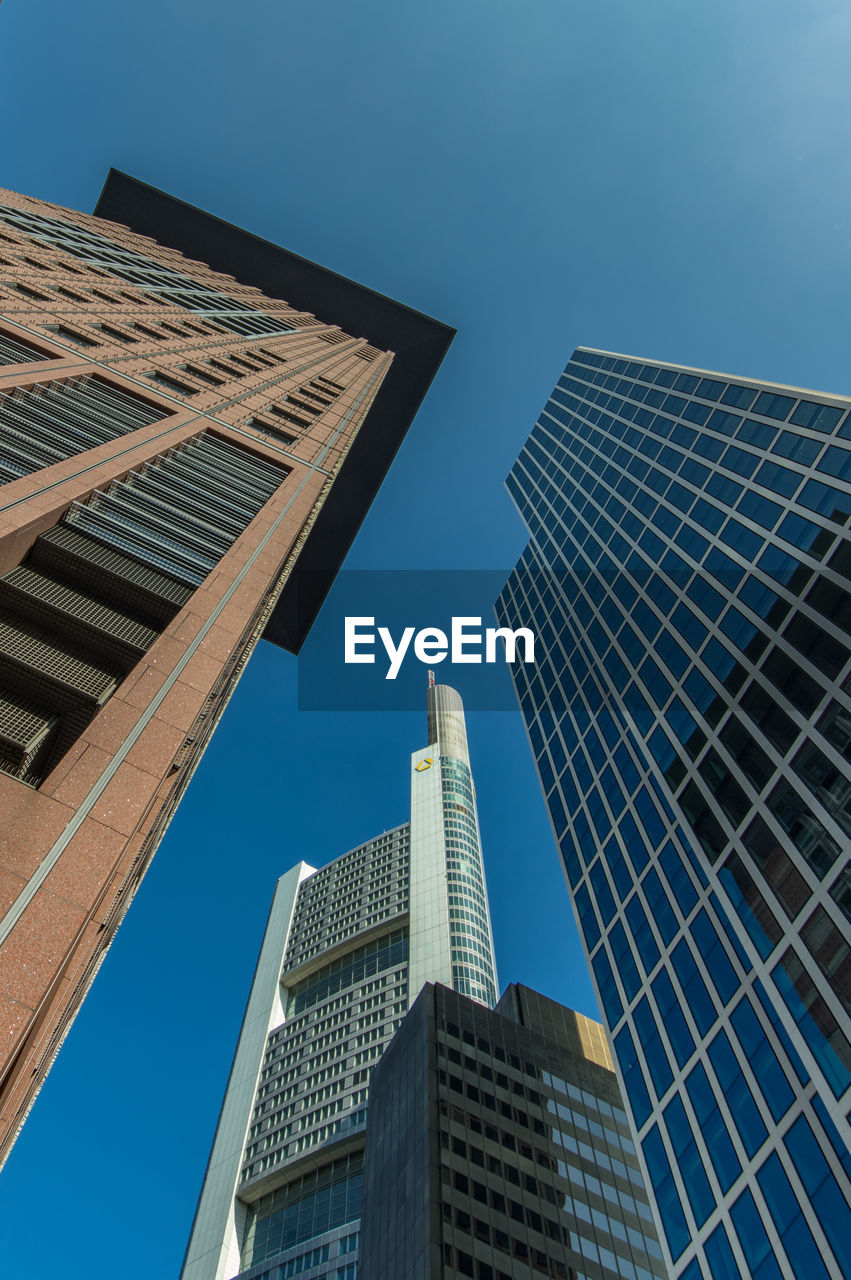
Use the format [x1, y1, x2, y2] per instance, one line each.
[507, 419, 851, 1086]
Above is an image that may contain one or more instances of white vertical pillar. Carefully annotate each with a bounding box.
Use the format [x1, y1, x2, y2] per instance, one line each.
[181, 862, 315, 1280]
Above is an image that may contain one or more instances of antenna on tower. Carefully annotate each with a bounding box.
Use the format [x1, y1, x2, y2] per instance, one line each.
[427, 669, 435, 688]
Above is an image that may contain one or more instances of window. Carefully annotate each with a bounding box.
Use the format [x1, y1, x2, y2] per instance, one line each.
[664, 1093, 714, 1226]
[792, 400, 843, 433]
[784, 1114, 851, 1276]
[685, 1061, 740, 1192]
[614, 1026, 652, 1128]
[671, 939, 716, 1035]
[652, 968, 695, 1067]
[730, 1187, 783, 1280]
[756, 1153, 830, 1278]
[43, 323, 99, 347]
[707, 1030, 767, 1156]
[633, 997, 673, 1098]
[642, 1125, 690, 1260]
[727, 1003, 792, 1127]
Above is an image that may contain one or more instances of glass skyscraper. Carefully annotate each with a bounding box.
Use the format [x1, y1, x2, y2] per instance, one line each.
[496, 347, 851, 1278]
[181, 683, 498, 1280]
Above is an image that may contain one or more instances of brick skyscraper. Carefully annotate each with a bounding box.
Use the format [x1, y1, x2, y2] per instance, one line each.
[0, 172, 452, 1164]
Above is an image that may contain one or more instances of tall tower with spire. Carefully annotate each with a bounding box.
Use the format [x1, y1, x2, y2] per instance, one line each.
[181, 684, 497, 1280]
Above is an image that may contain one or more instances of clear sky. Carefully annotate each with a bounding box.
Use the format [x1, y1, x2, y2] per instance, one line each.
[1, 0, 851, 1274]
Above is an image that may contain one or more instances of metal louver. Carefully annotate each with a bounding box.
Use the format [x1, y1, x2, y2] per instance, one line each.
[0, 430, 288, 785]
[0, 331, 48, 366]
[0, 375, 165, 486]
[65, 432, 287, 585]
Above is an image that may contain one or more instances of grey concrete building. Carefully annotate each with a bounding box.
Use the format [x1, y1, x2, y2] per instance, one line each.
[359, 982, 667, 1280]
[496, 347, 851, 1278]
[181, 683, 498, 1280]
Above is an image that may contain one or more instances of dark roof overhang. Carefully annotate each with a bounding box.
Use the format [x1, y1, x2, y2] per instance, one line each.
[94, 169, 454, 652]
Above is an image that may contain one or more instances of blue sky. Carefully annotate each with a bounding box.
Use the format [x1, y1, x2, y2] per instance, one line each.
[2, 0, 851, 1273]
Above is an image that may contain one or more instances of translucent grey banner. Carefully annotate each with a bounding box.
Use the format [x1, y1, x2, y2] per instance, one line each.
[296, 571, 526, 711]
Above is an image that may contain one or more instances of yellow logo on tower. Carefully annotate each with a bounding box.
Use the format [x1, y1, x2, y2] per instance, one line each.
[415, 757, 433, 773]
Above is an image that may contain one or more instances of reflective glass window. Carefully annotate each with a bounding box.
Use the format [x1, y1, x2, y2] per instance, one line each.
[784, 610, 847, 678]
[634, 996, 673, 1098]
[785, 1113, 851, 1275]
[671, 601, 708, 649]
[765, 778, 840, 879]
[696, 378, 725, 401]
[706, 472, 743, 505]
[691, 496, 725, 533]
[675, 523, 709, 561]
[710, 890, 752, 972]
[740, 683, 797, 753]
[694, 435, 725, 462]
[730, 999, 794, 1121]
[753, 976, 809, 1085]
[791, 400, 843, 433]
[639, 654, 672, 708]
[671, 939, 716, 1035]
[739, 573, 783, 620]
[642, 868, 678, 944]
[652, 967, 695, 1067]
[757, 1152, 830, 1278]
[614, 743, 640, 796]
[721, 445, 760, 479]
[559, 832, 581, 887]
[817, 444, 851, 481]
[683, 400, 711, 426]
[615, 1025, 652, 1128]
[705, 1224, 743, 1279]
[718, 606, 758, 655]
[659, 842, 698, 915]
[705, 546, 745, 590]
[626, 894, 661, 974]
[736, 490, 782, 530]
[589, 858, 616, 926]
[721, 385, 758, 411]
[720, 852, 782, 960]
[708, 1030, 767, 1157]
[642, 1125, 690, 1260]
[752, 391, 795, 421]
[755, 458, 801, 497]
[707, 407, 741, 436]
[772, 430, 822, 464]
[610, 920, 642, 1002]
[736, 418, 776, 449]
[604, 835, 633, 901]
[799, 478, 851, 523]
[691, 909, 739, 1004]
[772, 948, 851, 1097]
[634, 786, 667, 849]
[664, 1093, 714, 1225]
[685, 1061, 741, 1192]
[740, 813, 811, 919]
[730, 1188, 783, 1280]
[575, 883, 600, 950]
[679, 781, 728, 859]
[592, 947, 623, 1027]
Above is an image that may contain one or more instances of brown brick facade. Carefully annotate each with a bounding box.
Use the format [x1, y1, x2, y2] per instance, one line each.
[0, 185, 395, 1164]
